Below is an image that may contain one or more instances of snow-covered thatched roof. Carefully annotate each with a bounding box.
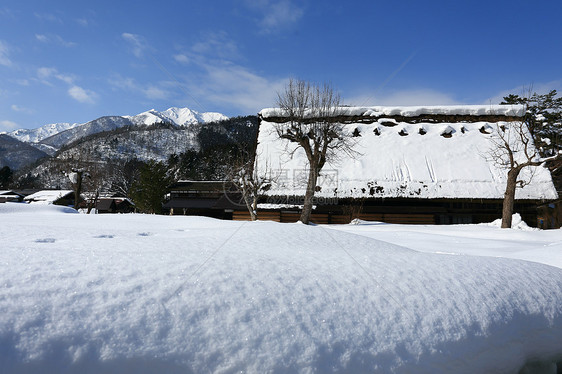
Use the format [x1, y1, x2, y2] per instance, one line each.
[255, 105, 557, 200]
[23, 190, 74, 204]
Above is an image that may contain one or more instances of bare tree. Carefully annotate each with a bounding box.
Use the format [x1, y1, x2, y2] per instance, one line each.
[488, 120, 560, 228]
[229, 155, 274, 221]
[275, 79, 356, 224]
[66, 168, 89, 210]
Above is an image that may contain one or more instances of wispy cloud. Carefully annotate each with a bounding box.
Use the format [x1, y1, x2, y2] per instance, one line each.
[37, 66, 97, 104]
[35, 34, 76, 47]
[191, 63, 287, 113]
[191, 31, 240, 60]
[76, 18, 89, 26]
[35, 34, 48, 43]
[68, 85, 97, 104]
[37, 66, 57, 81]
[0, 40, 12, 67]
[0, 8, 17, 19]
[122, 33, 150, 58]
[144, 85, 168, 100]
[173, 54, 190, 64]
[11, 104, 34, 114]
[244, 0, 304, 34]
[109, 75, 172, 101]
[37, 67, 75, 85]
[34, 12, 63, 23]
[14, 79, 29, 86]
[0, 120, 18, 131]
[170, 33, 289, 113]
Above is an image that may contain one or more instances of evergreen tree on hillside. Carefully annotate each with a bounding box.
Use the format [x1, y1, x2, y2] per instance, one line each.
[169, 115, 259, 181]
[129, 160, 172, 214]
[501, 90, 562, 156]
[0, 166, 13, 189]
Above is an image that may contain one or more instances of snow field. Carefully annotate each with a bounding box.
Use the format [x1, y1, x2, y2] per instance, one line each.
[0, 205, 561, 373]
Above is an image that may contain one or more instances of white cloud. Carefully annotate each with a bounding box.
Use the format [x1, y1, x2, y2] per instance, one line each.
[191, 31, 239, 60]
[0, 8, 17, 19]
[485, 80, 562, 104]
[68, 85, 97, 104]
[109, 75, 137, 91]
[35, 33, 76, 47]
[14, 79, 29, 86]
[35, 34, 48, 43]
[55, 73, 75, 85]
[187, 62, 288, 114]
[0, 40, 12, 67]
[37, 67, 57, 80]
[347, 89, 460, 106]
[36, 67, 96, 104]
[245, 0, 304, 33]
[76, 18, 89, 26]
[11, 104, 33, 114]
[143, 86, 168, 100]
[122, 32, 149, 58]
[109, 75, 171, 101]
[37, 67, 75, 85]
[0, 120, 18, 131]
[34, 12, 63, 23]
[168, 34, 290, 114]
[173, 54, 190, 64]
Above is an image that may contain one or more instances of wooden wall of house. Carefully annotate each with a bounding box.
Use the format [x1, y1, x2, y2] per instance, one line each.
[232, 198, 545, 227]
[232, 211, 435, 224]
[537, 200, 562, 229]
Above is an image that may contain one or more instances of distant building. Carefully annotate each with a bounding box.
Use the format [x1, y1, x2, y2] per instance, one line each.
[95, 196, 135, 214]
[24, 190, 76, 206]
[163, 181, 242, 219]
[0, 190, 25, 203]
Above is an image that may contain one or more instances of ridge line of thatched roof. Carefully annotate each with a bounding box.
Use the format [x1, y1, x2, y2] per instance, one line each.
[259, 105, 526, 124]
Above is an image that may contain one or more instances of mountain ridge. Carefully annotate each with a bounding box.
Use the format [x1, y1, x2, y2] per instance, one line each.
[7, 107, 228, 146]
[0, 134, 49, 170]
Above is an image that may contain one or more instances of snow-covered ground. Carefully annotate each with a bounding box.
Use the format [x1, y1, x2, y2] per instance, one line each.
[330, 215, 562, 270]
[1, 203, 561, 373]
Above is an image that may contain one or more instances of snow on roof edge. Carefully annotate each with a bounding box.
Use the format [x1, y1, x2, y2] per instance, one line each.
[259, 105, 525, 119]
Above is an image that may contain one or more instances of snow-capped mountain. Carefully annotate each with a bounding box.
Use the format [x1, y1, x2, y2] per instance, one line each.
[40, 116, 135, 150]
[0, 107, 229, 171]
[7, 107, 228, 152]
[127, 107, 228, 127]
[8, 122, 80, 143]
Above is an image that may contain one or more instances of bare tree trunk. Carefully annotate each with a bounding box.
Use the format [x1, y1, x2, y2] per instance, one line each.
[501, 168, 520, 228]
[74, 171, 83, 210]
[242, 191, 258, 221]
[300, 165, 318, 224]
[87, 190, 99, 214]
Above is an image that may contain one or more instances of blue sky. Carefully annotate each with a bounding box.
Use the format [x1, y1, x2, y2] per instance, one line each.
[0, 0, 561, 131]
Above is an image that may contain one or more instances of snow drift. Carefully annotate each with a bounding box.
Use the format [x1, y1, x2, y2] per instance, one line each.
[0, 208, 561, 373]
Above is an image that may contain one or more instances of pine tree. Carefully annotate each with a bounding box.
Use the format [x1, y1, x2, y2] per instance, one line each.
[501, 90, 562, 156]
[129, 160, 172, 214]
[0, 166, 13, 189]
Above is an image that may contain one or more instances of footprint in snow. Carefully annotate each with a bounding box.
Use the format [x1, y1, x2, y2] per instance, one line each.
[35, 238, 56, 243]
[95, 234, 114, 239]
[137, 232, 152, 237]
